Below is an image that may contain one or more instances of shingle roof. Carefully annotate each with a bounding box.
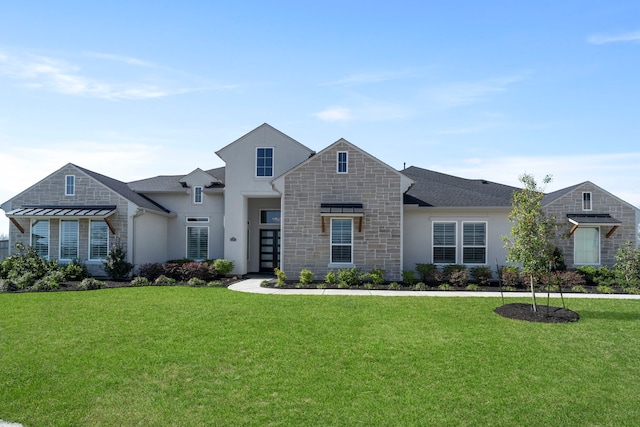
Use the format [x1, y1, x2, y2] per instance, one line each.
[73, 164, 170, 213]
[128, 167, 225, 193]
[542, 182, 585, 206]
[401, 166, 518, 207]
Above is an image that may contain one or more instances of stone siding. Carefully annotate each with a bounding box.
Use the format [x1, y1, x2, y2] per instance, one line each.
[282, 141, 404, 281]
[7, 165, 130, 276]
[544, 183, 637, 267]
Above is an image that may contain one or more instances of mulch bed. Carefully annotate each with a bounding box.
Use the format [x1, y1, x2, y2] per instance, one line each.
[494, 303, 580, 323]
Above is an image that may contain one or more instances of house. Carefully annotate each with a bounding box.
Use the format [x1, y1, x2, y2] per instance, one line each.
[2, 124, 639, 279]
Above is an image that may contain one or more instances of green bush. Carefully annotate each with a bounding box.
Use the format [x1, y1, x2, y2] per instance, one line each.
[387, 282, 402, 290]
[415, 263, 437, 283]
[64, 259, 89, 281]
[412, 282, 427, 291]
[470, 266, 492, 285]
[103, 241, 133, 280]
[338, 267, 363, 287]
[32, 270, 65, 291]
[438, 283, 454, 291]
[316, 283, 327, 289]
[207, 281, 226, 287]
[597, 284, 615, 294]
[137, 263, 165, 281]
[614, 241, 640, 289]
[571, 285, 588, 293]
[448, 268, 468, 287]
[368, 268, 385, 285]
[324, 271, 337, 285]
[401, 270, 417, 286]
[78, 278, 104, 291]
[299, 269, 314, 285]
[500, 266, 522, 288]
[130, 276, 151, 287]
[213, 259, 234, 276]
[466, 284, 481, 291]
[576, 265, 598, 285]
[188, 277, 207, 287]
[274, 268, 287, 287]
[154, 275, 176, 286]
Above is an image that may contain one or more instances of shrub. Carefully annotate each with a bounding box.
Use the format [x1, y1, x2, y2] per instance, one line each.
[559, 271, 586, 288]
[166, 258, 194, 265]
[338, 267, 363, 287]
[551, 246, 567, 271]
[412, 282, 427, 291]
[593, 267, 616, 287]
[181, 262, 214, 281]
[597, 284, 615, 294]
[576, 265, 598, 285]
[274, 268, 286, 287]
[416, 263, 438, 283]
[401, 270, 417, 286]
[213, 259, 234, 276]
[130, 276, 151, 287]
[614, 241, 640, 289]
[369, 268, 385, 285]
[162, 263, 183, 280]
[0, 279, 16, 292]
[324, 271, 337, 286]
[626, 287, 640, 295]
[438, 283, 454, 291]
[448, 268, 468, 287]
[316, 283, 327, 289]
[299, 269, 314, 285]
[154, 275, 176, 286]
[8, 271, 37, 290]
[466, 284, 481, 291]
[388, 282, 402, 290]
[64, 259, 89, 281]
[500, 266, 522, 288]
[103, 241, 133, 280]
[78, 278, 104, 291]
[137, 263, 165, 281]
[32, 270, 66, 291]
[470, 266, 492, 285]
[364, 282, 376, 290]
[571, 285, 588, 293]
[188, 277, 207, 287]
[207, 280, 226, 287]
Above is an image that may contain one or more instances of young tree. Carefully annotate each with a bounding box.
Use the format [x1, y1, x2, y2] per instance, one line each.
[503, 174, 557, 312]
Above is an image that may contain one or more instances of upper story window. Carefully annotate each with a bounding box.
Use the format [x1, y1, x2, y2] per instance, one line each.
[65, 175, 75, 196]
[582, 192, 592, 211]
[337, 151, 348, 173]
[256, 147, 274, 177]
[194, 186, 203, 204]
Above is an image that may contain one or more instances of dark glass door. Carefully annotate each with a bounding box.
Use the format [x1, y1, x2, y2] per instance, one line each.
[259, 229, 280, 272]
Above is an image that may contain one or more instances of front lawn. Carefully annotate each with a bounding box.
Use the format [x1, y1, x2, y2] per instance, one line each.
[1, 288, 639, 426]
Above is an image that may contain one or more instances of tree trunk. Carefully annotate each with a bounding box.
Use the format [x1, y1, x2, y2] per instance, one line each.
[530, 274, 537, 312]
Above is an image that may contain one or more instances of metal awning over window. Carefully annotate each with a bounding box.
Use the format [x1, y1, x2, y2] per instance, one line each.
[6, 206, 117, 234]
[320, 203, 364, 232]
[567, 213, 621, 238]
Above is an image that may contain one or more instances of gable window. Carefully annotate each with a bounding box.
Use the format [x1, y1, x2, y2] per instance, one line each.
[331, 218, 353, 264]
[31, 220, 50, 259]
[187, 226, 208, 260]
[60, 220, 79, 260]
[337, 151, 348, 173]
[433, 222, 456, 264]
[574, 227, 600, 265]
[582, 192, 592, 211]
[256, 147, 274, 177]
[260, 210, 281, 224]
[194, 186, 203, 204]
[462, 222, 487, 264]
[89, 220, 109, 260]
[65, 175, 75, 196]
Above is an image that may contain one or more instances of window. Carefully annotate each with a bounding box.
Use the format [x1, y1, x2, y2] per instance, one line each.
[582, 192, 592, 211]
[187, 217, 209, 223]
[337, 151, 348, 173]
[60, 220, 79, 260]
[462, 222, 487, 264]
[433, 222, 456, 264]
[65, 175, 75, 196]
[574, 227, 600, 264]
[256, 147, 274, 177]
[260, 210, 281, 224]
[331, 218, 353, 264]
[90, 220, 109, 260]
[31, 220, 49, 259]
[194, 186, 203, 204]
[187, 226, 208, 260]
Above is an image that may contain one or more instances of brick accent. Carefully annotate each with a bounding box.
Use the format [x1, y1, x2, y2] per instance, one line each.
[281, 141, 404, 281]
[544, 183, 637, 267]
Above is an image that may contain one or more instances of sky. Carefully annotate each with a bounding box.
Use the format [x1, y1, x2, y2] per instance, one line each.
[1, 1, 640, 235]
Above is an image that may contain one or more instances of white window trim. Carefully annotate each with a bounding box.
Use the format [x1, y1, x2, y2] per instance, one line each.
[89, 220, 109, 261]
[337, 151, 348, 174]
[256, 147, 274, 178]
[329, 218, 353, 266]
[31, 219, 50, 260]
[574, 226, 601, 265]
[193, 186, 203, 204]
[65, 175, 75, 196]
[59, 220, 79, 261]
[461, 221, 488, 265]
[432, 221, 457, 264]
[186, 225, 209, 261]
[582, 192, 592, 211]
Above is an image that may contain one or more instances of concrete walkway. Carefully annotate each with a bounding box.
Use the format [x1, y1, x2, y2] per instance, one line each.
[228, 278, 640, 299]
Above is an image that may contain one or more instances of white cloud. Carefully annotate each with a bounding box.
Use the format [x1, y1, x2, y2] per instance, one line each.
[85, 52, 156, 67]
[0, 49, 234, 100]
[315, 107, 354, 122]
[588, 31, 640, 45]
[321, 70, 417, 87]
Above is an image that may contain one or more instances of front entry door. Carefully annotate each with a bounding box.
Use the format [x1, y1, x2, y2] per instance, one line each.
[259, 229, 280, 273]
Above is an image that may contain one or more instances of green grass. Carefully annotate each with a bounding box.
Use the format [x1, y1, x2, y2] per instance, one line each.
[1, 288, 639, 426]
